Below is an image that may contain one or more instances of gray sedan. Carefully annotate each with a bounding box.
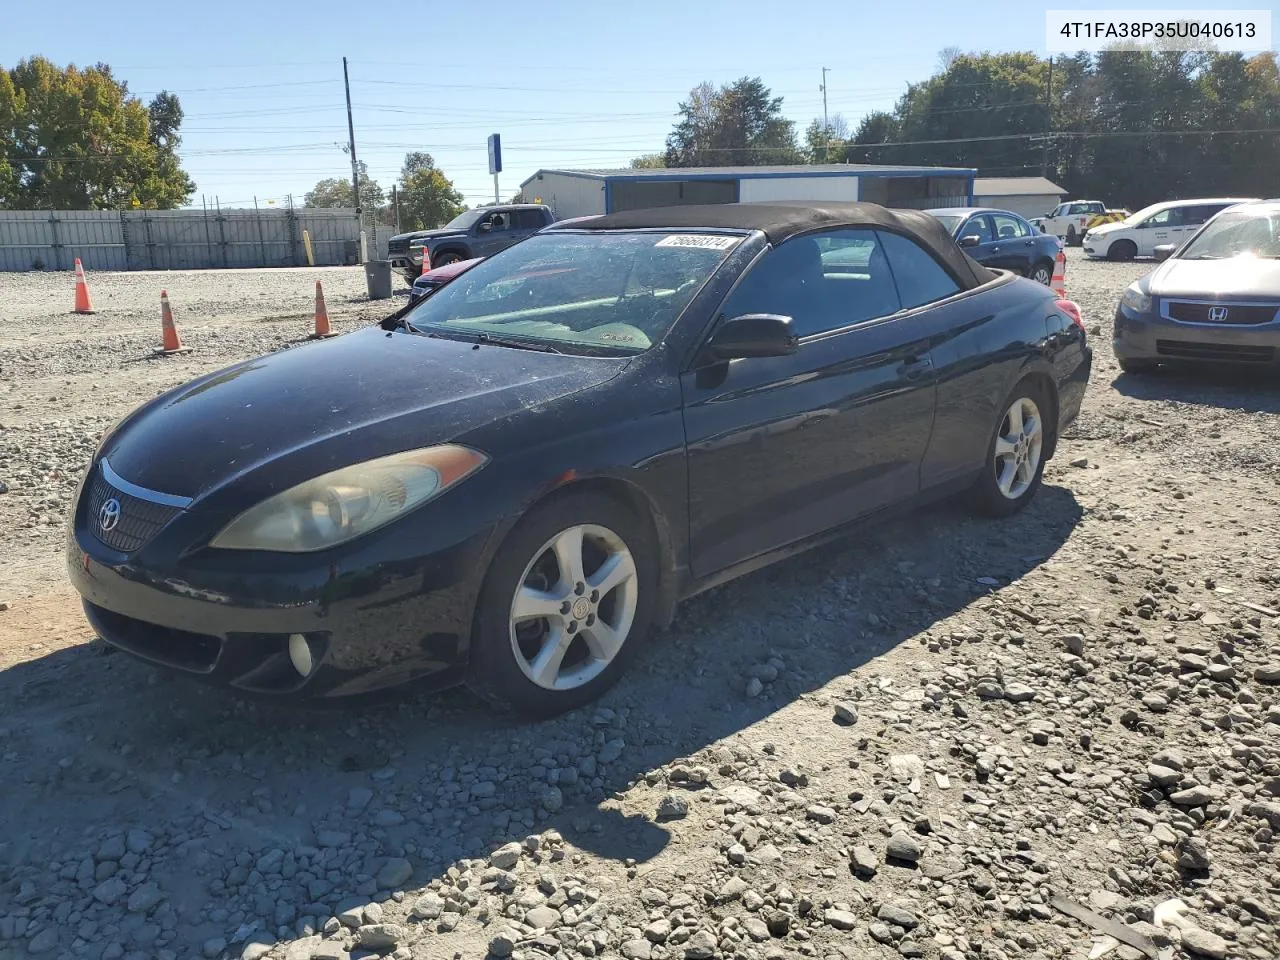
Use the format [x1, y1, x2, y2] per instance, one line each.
[1113, 199, 1280, 372]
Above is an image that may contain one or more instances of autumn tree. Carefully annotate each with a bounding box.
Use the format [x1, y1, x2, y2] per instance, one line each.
[303, 160, 385, 215]
[664, 77, 801, 167]
[0, 57, 194, 209]
[395, 152, 464, 231]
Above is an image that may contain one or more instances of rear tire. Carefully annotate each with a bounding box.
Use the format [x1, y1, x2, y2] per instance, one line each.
[1118, 356, 1158, 374]
[1065, 226, 1079, 247]
[1108, 240, 1137, 262]
[466, 492, 658, 719]
[1029, 260, 1053, 285]
[969, 379, 1052, 519]
[434, 251, 464, 267]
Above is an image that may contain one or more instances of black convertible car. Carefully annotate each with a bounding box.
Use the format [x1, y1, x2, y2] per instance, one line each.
[66, 202, 1092, 717]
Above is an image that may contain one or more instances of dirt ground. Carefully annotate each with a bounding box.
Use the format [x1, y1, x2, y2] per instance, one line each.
[0, 252, 1278, 960]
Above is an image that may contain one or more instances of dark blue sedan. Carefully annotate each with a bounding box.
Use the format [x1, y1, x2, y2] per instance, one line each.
[925, 207, 1063, 285]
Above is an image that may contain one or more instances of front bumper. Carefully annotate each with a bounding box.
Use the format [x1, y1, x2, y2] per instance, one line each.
[1113, 302, 1280, 366]
[64, 463, 498, 700]
[389, 255, 420, 281]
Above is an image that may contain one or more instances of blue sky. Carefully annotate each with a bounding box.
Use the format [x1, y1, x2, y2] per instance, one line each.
[5, 0, 1273, 209]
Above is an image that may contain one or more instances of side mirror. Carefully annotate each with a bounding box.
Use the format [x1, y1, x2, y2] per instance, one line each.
[703, 314, 797, 362]
[1153, 244, 1176, 261]
[959, 234, 981, 248]
[478, 222, 493, 233]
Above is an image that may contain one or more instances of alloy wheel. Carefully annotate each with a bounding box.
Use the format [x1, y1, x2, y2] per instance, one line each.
[508, 523, 638, 691]
[1030, 264, 1052, 285]
[992, 396, 1044, 500]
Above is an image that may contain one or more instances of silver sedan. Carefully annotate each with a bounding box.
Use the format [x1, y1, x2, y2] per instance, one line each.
[1113, 199, 1280, 372]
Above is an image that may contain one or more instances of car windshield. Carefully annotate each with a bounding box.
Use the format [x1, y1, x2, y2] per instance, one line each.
[443, 209, 486, 230]
[1178, 209, 1280, 260]
[931, 214, 963, 235]
[1122, 202, 1167, 225]
[400, 230, 744, 354]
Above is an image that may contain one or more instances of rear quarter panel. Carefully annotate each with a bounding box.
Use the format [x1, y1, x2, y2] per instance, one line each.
[920, 275, 1062, 487]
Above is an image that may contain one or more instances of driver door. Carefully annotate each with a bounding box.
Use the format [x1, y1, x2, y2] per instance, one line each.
[1135, 207, 1176, 255]
[472, 212, 516, 256]
[680, 228, 942, 578]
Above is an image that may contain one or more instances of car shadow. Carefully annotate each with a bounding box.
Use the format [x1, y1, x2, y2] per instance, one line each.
[1112, 365, 1280, 413]
[0, 484, 1083, 954]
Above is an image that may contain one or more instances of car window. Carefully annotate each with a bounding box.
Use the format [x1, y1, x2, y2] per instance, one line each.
[1141, 207, 1174, 227]
[404, 230, 742, 355]
[990, 214, 1028, 240]
[1179, 209, 1280, 259]
[1182, 204, 1226, 225]
[1069, 203, 1091, 215]
[486, 212, 512, 231]
[960, 216, 993, 244]
[718, 229, 902, 338]
[1052, 205, 1068, 217]
[514, 210, 546, 230]
[877, 230, 963, 309]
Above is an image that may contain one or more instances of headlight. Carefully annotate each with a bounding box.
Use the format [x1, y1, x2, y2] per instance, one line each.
[209, 444, 488, 552]
[1121, 285, 1152, 314]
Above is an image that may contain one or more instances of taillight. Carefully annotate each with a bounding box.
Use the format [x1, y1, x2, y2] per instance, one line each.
[1056, 298, 1085, 333]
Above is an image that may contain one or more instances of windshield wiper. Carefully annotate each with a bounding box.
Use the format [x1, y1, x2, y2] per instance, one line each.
[428, 329, 563, 354]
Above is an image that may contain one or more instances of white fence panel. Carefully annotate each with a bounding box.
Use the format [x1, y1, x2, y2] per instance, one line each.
[0, 207, 380, 271]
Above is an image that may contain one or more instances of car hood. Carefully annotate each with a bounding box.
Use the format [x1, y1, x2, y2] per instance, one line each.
[394, 228, 464, 244]
[1087, 222, 1125, 237]
[1148, 256, 1280, 298]
[100, 327, 628, 506]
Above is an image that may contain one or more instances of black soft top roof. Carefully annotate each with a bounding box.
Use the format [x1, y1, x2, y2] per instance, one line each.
[549, 201, 997, 289]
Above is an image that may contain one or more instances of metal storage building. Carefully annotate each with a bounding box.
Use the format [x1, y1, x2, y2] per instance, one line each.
[518, 164, 977, 219]
[971, 177, 1067, 220]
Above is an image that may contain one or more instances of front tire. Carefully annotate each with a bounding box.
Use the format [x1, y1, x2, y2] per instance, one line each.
[1108, 240, 1137, 262]
[434, 251, 464, 267]
[969, 380, 1051, 518]
[467, 492, 658, 719]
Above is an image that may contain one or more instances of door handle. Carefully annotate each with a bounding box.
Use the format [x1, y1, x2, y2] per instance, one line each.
[900, 356, 931, 380]
[992, 245, 1001, 252]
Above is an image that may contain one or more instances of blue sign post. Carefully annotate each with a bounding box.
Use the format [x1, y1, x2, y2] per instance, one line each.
[487, 133, 502, 203]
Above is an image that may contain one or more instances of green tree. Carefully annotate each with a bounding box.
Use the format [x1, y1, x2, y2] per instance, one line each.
[303, 160, 384, 212]
[629, 153, 666, 168]
[664, 76, 801, 167]
[395, 151, 464, 231]
[0, 56, 194, 209]
[804, 114, 850, 162]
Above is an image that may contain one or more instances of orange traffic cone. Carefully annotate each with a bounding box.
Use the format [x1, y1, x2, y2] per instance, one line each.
[1050, 248, 1068, 297]
[72, 258, 95, 314]
[312, 280, 337, 338]
[154, 290, 191, 355]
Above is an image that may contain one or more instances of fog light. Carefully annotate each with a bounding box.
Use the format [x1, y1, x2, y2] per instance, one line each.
[288, 633, 314, 677]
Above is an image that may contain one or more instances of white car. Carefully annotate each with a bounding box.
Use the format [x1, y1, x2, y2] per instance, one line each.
[1083, 197, 1259, 261]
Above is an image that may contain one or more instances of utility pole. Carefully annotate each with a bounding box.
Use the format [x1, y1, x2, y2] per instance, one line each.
[1041, 56, 1053, 178]
[391, 184, 400, 233]
[820, 67, 831, 162]
[342, 56, 363, 262]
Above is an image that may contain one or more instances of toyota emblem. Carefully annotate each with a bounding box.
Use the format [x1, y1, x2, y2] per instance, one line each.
[99, 498, 121, 532]
[1208, 306, 1229, 322]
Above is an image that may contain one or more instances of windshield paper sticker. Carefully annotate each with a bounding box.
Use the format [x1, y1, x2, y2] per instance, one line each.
[655, 234, 740, 250]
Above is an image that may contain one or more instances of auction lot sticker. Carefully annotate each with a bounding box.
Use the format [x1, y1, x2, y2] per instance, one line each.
[655, 235, 741, 250]
[1046, 9, 1273, 52]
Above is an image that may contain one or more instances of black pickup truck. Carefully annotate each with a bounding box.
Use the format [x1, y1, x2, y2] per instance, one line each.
[386, 204, 555, 281]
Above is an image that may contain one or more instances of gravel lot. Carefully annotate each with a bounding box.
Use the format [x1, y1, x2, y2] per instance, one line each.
[1, 251, 1279, 960]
